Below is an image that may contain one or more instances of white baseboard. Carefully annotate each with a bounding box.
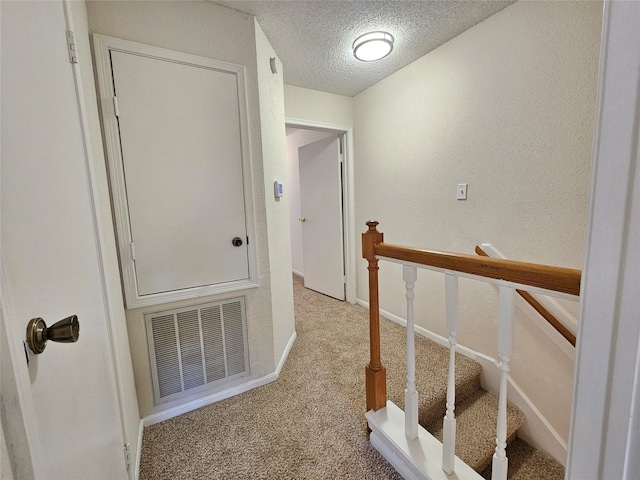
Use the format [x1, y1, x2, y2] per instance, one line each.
[292, 269, 304, 278]
[141, 331, 298, 428]
[134, 419, 144, 479]
[142, 374, 278, 427]
[276, 331, 297, 376]
[356, 298, 567, 466]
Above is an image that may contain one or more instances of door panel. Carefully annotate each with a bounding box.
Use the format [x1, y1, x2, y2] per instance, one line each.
[110, 50, 249, 296]
[299, 136, 345, 300]
[1, 2, 128, 478]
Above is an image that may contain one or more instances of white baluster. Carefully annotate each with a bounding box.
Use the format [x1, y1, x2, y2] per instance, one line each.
[492, 286, 515, 480]
[404, 264, 418, 440]
[442, 273, 459, 474]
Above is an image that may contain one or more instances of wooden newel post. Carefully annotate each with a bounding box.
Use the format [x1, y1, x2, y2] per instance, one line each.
[363, 221, 387, 411]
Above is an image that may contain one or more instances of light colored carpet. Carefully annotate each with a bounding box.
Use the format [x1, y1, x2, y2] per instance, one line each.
[139, 275, 563, 479]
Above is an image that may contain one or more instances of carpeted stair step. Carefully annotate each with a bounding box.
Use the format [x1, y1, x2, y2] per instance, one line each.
[384, 328, 484, 427]
[425, 389, 526, 473]
[416, 357, 484, 427]
[480, 437, 564, 480]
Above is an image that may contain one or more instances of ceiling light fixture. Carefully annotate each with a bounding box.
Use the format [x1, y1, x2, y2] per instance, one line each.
[353, 31, 394, 62]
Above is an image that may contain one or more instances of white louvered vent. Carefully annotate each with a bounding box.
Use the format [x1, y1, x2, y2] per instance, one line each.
[146, 297, 249, 404]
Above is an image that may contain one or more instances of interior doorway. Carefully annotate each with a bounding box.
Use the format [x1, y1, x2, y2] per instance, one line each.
[285, 121, 355, 303]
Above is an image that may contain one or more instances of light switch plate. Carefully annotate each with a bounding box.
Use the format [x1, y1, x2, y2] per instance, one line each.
[457, 183, 468, 200]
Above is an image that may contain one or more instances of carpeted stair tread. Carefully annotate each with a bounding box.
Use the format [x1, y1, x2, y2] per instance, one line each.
[383, 323, 484, 426]
[480, 438, 565, 480]
[426, 389, 527, 472]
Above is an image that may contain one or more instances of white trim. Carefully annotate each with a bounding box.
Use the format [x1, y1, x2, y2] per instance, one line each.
[63, 7, 137, 478]
[142, 331, 297, 426]
[134, 419, 144, 480]
[92, 34, 259, 309]
[292, 269, 304, 278]
[285, 117, 356, 304]
[143, 374, 278, 427]
[276, 331, 297, 376]
[357, 298, 568, 465]
[567, 2, 640, 478]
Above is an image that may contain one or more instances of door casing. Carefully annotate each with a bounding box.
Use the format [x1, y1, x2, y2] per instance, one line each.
[286, 118, 356, 304]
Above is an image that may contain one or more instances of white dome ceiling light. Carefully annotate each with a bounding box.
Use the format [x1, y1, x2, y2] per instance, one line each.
[353, 31, 394, 62]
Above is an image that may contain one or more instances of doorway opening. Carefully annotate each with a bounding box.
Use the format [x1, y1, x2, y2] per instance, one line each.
[285, 119, 355, 304]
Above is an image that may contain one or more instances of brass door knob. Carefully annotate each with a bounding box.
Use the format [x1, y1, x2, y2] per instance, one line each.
[26, 315, 80, 355]
[299, 217, 306, 222]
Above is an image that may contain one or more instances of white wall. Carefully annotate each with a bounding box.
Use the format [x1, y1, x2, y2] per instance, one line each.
[354, 0, 602, 445]
[284, 85, 354, 127]
[286, 129, 338, 276]
[254, 19, 296, 367]
[86, 1, 282, 417]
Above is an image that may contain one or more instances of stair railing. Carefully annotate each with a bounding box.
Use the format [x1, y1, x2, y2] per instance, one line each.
[475, 245, 577, 346]
[362, 221, 581, 480]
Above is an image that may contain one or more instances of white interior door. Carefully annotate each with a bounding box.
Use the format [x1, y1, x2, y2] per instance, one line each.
[110, 49, 249, 297]
[1, 2, 128, 478]
[299, 136, 345, 300]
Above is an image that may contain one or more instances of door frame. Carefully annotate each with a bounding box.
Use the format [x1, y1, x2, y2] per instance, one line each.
[93, 34, 259, 309]
[285, 117, 356, 304]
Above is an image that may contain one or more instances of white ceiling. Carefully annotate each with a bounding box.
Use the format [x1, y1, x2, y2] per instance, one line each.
[215, 0, 514, 97]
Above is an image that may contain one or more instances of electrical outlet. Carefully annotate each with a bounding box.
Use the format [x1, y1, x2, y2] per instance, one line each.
[457, 183, 468, 200]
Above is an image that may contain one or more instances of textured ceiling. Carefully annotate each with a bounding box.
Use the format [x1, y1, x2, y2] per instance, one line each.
[215, 1, 514, 97]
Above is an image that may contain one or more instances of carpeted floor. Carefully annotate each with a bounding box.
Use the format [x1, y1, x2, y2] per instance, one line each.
[139, 275, 563, 479]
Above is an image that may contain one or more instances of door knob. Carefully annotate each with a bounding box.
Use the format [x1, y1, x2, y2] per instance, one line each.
[232, 237, 243, 247]
[299, 217, 306, 222]
[26, 315, 80, 355]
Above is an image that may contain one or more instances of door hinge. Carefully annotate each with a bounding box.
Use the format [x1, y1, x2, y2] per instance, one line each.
[123, 443, 131, 470]
[113, 96, 120, 117]
[130, 242, 136, 261]
[339, 135, 344, 155]
[65, 31, 78, 64]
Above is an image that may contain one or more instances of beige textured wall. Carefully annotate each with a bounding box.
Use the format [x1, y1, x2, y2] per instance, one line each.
[254, 19, 296, 365]
[87, 1, 277, 417]
[284, 85, 354, 126]
[354, 0, 602, 441]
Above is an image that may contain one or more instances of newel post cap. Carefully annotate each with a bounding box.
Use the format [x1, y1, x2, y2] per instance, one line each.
[362, 221, 383, 260]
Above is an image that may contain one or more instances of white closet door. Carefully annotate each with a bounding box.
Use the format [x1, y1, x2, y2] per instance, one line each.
[111, 51, 249, 296]
[299, 136, 345, 300]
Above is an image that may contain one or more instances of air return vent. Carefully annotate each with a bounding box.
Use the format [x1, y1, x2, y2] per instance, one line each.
[145, 297, 249, 404]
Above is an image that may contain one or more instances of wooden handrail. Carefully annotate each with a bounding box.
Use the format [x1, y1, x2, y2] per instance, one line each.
[475, 245, 577, 347]
[374, 243, 581, 296]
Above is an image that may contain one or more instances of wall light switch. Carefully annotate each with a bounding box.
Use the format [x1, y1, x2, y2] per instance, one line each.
[274, 181, 284, 198]
[457, 183, 468, 200]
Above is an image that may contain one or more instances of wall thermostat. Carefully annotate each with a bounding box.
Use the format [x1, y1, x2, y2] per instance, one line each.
[274, 181, 284, 198]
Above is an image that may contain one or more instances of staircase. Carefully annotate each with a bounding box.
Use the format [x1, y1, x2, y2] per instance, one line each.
[362, 221, 578, 480]
[383, 327, 564, 480]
